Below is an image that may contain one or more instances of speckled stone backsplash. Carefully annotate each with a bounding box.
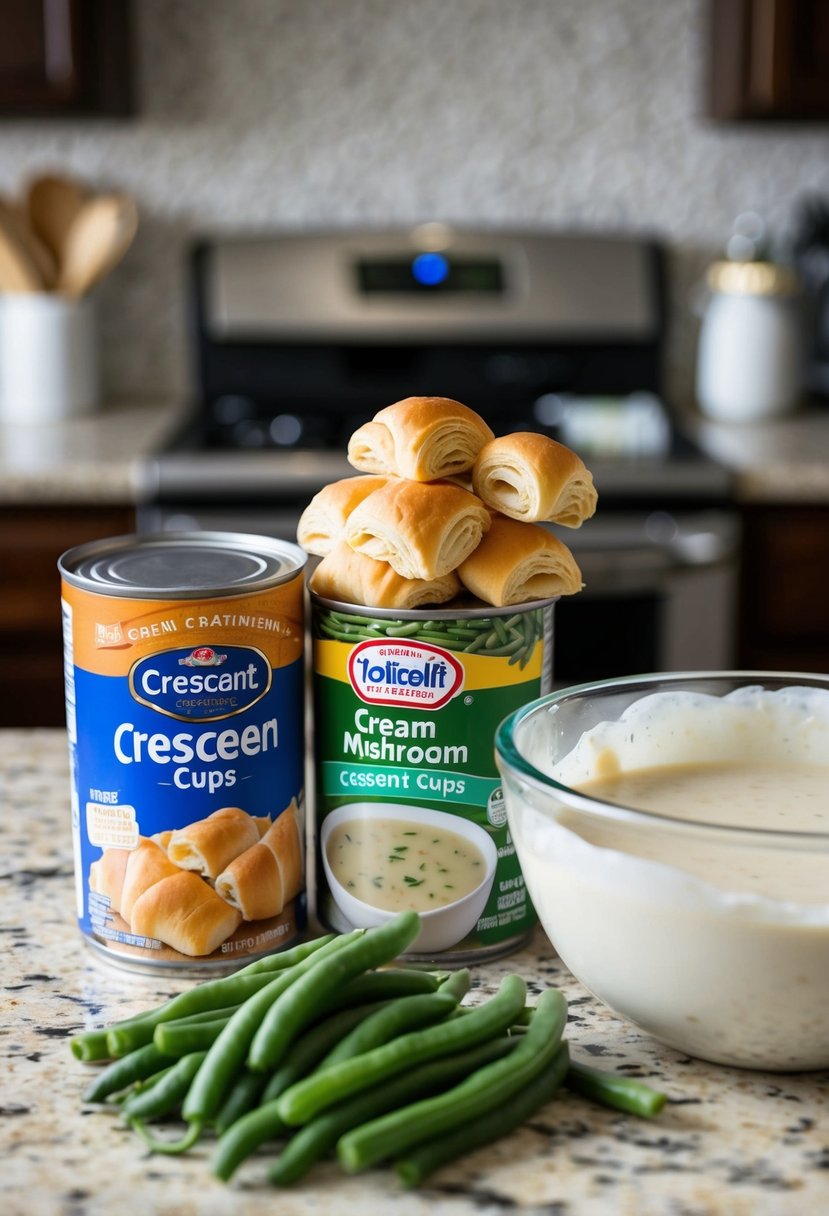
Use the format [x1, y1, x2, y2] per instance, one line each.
[0, 0, 827, 405]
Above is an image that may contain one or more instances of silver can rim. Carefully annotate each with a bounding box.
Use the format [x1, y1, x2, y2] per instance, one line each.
[59, 530, 307, 599]
[310, 591, 559, 620]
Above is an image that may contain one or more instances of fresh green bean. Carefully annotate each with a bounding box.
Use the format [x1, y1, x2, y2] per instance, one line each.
[321, 967, 440, 1011]
[267, 1036, 518, 1187]
[276, 973, 528, 1126]
[107, 1003, 242, 1057]
[121, 1051, 207, 1122]
[72, 1024, 134, 1062]
[83, 1043, 169, 1104]
[317, 974, 469, 1071]
[181, 931, 364, 1136]
[395, 1041, 570, 1188]
[565, 1060, 667, 1118]
[336, 985, 567, 1172]
[247, 911, 421, 1073]
[98, 936, 336, 1059]
[212, 1098, 288, 1181]
[214, 1071, 269, 1135]
[261, 1003, 390, 1103]
[128, 1064, 177, 1097]
[154, 1017, 229, 1057]
[129, 1117, 204, 1155]
[212, 1002, 390, 1182]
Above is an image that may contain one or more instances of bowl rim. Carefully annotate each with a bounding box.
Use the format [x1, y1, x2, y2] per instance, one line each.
[495, 669, 829, 846]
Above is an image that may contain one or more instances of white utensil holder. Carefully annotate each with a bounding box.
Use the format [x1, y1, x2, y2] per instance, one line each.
[0, 293, 98, 424]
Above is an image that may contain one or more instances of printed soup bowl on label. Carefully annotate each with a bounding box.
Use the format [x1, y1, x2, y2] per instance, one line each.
[495, 671, 829, 1071]
[320, 802, 497, 954]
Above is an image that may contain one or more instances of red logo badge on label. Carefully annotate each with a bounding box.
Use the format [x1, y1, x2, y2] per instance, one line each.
[347, 639, 464, 709]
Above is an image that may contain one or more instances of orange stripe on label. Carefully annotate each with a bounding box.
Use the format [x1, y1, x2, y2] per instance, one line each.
[62, 581, 304, 675]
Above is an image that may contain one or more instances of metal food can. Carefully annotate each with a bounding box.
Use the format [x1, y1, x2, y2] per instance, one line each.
[59, 531, 307, 973]
[311, 592, 555, 963]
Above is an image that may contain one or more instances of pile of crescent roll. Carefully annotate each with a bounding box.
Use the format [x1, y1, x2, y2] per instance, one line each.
[89, 803, 303, 958]
[298, 396, 597, 609]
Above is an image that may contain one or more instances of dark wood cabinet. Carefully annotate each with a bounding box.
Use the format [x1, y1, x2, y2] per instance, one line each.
[738, 504, 829, 672]
[0, 504, 134, 726]
[0, 0, 132, 117]
[709, 0, 829, 121]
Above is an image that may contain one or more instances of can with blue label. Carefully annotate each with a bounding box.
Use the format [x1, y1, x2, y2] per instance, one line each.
[59, 532, 307, 973]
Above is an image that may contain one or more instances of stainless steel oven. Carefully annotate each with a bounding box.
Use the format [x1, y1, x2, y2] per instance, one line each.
[138, 226, 739, 683]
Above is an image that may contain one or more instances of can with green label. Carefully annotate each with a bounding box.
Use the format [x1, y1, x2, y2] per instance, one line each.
[311, 592, 555, 963]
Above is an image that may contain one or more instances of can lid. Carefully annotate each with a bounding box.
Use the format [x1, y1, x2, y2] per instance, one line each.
[59, 531, 306, 599]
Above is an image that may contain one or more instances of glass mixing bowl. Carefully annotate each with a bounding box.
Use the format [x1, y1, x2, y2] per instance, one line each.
[495, 671, 829, 1070]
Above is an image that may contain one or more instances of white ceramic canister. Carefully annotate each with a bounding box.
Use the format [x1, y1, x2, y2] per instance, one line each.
[695, 261, 803, 423]
[0, 292, 98, 423]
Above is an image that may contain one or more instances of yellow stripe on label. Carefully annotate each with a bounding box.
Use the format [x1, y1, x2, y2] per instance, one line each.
[313, 638, 542, 689]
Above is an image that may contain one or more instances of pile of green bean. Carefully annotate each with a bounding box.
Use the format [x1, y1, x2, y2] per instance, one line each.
[315, 609, 544, 669]
[72, 911, 667, 1189]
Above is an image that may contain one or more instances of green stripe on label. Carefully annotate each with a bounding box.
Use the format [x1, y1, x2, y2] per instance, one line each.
[321, 761, 500, 806]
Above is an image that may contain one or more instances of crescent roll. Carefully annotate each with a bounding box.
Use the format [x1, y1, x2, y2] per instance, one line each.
[297, 475, 390, 557]
[119, 838, 182, 923]
[130, 870, 243, 956]
[458, 514, 584, 606]
[347, 397, 494, 482]
[215, 800, 304, 921]
[310, 542, 461, 610]
[167, 807, 261, 879]
[473, 432, 598, 527]
[89, 847, 131, 914]
[344, 479, 491, 579]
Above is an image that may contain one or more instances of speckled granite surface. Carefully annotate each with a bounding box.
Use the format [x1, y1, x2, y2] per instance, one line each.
[2, 730, 827, 1216]
[0, 402, 183, 505]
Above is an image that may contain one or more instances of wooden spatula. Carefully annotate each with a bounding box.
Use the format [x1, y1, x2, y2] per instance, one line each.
[0, 200, 50, 292]
[57, 193, 139, 297]
[26, 173, 88, 269]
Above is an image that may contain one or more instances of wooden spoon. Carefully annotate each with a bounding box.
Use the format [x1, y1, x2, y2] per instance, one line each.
[57, 193, 139, 297]
[26, 173, 88, 269]
[0, 200, 49, 292]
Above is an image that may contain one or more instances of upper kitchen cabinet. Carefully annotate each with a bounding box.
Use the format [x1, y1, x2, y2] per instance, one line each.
[708, 0, 829, 121]
[0, 0, 133, 117]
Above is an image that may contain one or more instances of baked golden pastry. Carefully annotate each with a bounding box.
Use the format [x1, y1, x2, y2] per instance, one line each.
[310, 543, 462, 609]
[347, 397, 494, 482]
[472, 432, 597, 527]
[344, 478, 491, 579]
[167, 807, 262, 880]
[130, 870, 243, 956]
[119, 838, 181, 923]
[215, 800, 304, 921]
[88, 847, 131, 914]
[297, 475, 390, 556]
[457, 514, 584, 606]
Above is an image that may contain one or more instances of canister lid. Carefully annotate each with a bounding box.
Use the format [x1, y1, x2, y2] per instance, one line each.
[706, 260, 799, 297]
[59, 531, 306, 599]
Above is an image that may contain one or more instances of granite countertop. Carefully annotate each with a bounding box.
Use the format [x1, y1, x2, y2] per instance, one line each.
[682, 406, 829, 504]
[2, 731, 828, 1216]
[2, 400, 829, 508]
[0, 402, 185, 505]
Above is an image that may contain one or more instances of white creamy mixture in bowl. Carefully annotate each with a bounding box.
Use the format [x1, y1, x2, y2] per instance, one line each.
[495, 672, 829, 1070]
[320, 802, 497, 953]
